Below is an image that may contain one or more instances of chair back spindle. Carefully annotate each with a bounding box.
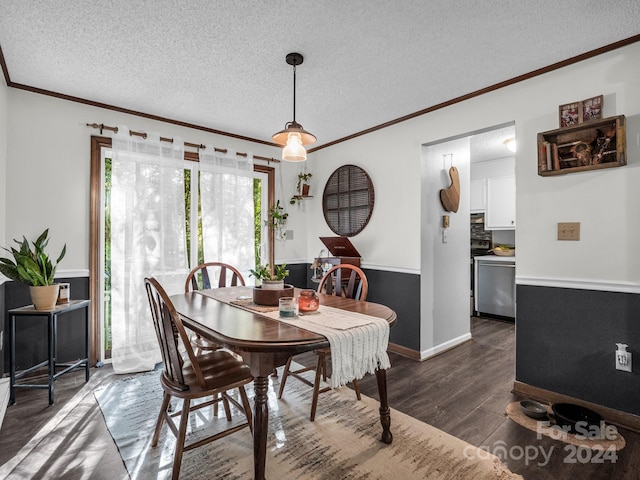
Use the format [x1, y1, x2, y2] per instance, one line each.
[317, 264, 368, 301]
[185, 262, 245, 293]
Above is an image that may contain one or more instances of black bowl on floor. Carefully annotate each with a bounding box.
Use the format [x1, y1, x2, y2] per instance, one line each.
[551, 403, 603, 434]
[520, 400, 548, 419]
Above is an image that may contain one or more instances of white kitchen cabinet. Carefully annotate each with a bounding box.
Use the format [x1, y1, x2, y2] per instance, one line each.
[486, 175, 515, 230]
[470, 179, 486, 213]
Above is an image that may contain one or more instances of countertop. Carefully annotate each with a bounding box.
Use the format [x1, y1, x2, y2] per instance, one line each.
[474, 255, 516, 263]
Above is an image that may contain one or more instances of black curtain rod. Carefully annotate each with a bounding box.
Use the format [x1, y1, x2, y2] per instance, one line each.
[86, 123, 280, 163]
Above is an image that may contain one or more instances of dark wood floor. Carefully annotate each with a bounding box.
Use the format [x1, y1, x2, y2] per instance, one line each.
[1, 316, 638, 479]
[357, 317, 640, 480]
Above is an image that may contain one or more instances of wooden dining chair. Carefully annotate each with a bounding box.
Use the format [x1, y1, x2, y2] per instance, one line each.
[184, 261, 245, 292]
[145, 277, 253, 480]
[185, 262, 246, 354]
[277, 264, 368, 421]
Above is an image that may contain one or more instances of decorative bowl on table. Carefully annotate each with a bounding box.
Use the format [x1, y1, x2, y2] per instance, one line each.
[253, 284, 295, 306]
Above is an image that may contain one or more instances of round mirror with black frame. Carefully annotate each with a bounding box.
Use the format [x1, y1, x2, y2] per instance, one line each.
[322, 164, 375, 237]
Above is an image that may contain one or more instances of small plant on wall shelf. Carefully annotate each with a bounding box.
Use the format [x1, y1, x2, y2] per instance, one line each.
[290, 172, 313, 204]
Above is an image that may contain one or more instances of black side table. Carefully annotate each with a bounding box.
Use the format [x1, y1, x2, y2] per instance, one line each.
[9, 299, 90, 405]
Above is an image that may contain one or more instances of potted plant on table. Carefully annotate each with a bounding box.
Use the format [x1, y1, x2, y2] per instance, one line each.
[249, 263, 289, 289]
[249, 263, 293, 306]
[0, 229, 66, 310]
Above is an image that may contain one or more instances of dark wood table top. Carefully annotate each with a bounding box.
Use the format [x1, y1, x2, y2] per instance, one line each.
[171, 288, 397, 354]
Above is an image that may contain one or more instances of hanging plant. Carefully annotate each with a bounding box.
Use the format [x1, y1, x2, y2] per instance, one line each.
[266, 200, 288, 239]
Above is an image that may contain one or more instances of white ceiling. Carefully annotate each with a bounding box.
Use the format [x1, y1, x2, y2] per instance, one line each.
[1, 1, 639, 151]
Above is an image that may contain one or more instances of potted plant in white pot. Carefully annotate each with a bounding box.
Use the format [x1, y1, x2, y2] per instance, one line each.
[250, 263, 289, 289]
[249, 263, 293, 305]
[0, 229, 66, 310]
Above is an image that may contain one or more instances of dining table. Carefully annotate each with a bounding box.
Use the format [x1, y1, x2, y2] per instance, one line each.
[170, 286, 397, 480]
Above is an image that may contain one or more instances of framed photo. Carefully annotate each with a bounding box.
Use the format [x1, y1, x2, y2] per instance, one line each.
[581, 95, 603, 123]
[559, 102, 580, 127]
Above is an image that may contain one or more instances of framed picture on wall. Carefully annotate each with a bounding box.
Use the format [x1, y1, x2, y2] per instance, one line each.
[559, 102, 580, 127]
[581, 95, 603, 123]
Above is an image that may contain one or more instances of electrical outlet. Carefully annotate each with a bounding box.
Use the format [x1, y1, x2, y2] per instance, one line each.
[558, 222, 580, 241]
[616, 350, 632, 373]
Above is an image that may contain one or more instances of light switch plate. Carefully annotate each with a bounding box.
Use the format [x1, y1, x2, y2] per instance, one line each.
[558, 222, 580, 241]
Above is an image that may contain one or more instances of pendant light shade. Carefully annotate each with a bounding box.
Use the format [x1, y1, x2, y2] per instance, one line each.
[273, 53, 316, 162]
[281, 131, 307, 162]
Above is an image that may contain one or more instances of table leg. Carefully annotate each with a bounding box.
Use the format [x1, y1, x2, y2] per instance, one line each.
[241, 351, 277, 480]
[375, 368, 393, 444]
[9, 315, 16, 405]
[48, 313, 56, 406]
[252, 375, 269, 480]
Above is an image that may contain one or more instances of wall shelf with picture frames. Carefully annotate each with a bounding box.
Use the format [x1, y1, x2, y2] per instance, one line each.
[537, 115, 626, 176]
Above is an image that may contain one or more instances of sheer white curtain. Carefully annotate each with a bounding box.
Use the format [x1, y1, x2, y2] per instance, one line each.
[199, 146, 256, 282]
[110, 126, 189, 373]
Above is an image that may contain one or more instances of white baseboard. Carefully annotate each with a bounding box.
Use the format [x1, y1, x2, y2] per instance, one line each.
[420, 332, 473, 361]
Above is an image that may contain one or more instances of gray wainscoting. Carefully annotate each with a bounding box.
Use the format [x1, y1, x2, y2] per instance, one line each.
[3, 268, 422, 375]
[286, 263, 421, 352]
[516, 284, 640, 416]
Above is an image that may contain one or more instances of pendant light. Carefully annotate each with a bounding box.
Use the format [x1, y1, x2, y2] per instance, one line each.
[272, 52, 316, 162]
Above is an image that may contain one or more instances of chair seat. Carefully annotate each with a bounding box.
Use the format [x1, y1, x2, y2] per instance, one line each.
[175, 350, 253, 396]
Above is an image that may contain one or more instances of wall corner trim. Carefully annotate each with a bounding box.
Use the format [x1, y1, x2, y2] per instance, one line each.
[420, 333, 472, 361]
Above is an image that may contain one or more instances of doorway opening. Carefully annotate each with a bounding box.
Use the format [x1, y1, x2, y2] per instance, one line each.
[420, 122, 515, 359]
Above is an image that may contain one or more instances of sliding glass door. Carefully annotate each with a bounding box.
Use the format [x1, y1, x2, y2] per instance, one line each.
[91, 137, 273, 364]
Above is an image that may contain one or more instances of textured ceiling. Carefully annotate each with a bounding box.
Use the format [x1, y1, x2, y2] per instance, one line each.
[1, 1, 639, 150]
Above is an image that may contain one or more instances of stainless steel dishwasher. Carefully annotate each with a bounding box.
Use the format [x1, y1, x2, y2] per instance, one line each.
[475, 257, 516, 318]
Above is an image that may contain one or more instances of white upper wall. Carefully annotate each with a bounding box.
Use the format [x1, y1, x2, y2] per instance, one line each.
[5, 90, 293, 270]
[295, 42, 640, 288]
[5, 41, 640, 290]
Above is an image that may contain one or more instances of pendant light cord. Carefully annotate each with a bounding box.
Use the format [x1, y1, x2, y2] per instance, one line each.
[292, 63, 297, 124]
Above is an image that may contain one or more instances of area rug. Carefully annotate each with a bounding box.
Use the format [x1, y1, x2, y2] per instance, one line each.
[505, 402, 625, 451]
[94, 366, 522, 480]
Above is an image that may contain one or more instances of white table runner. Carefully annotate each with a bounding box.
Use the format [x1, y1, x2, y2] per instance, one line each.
[197, 287, 391, 388]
